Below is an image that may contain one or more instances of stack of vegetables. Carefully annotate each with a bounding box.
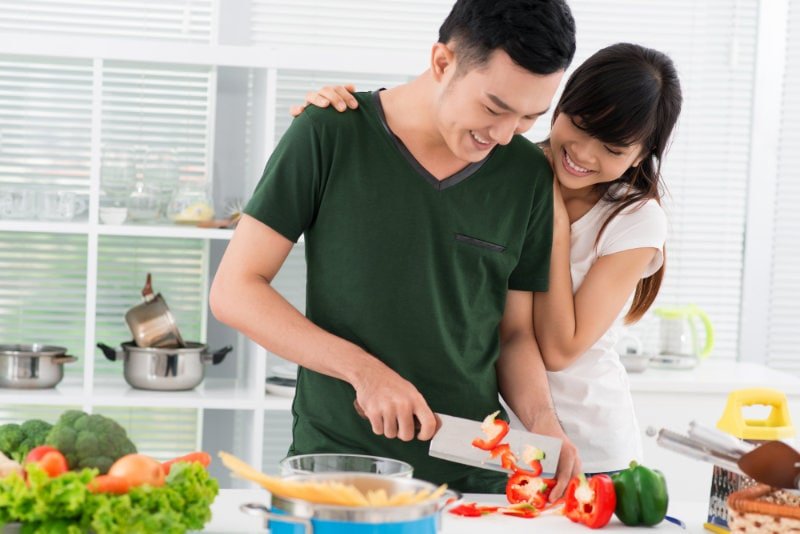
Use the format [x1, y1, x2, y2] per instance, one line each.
[455, 411, 669, 529]
[0, 410, 218, 533]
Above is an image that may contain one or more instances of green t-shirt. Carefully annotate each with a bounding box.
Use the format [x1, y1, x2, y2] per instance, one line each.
[245, 91, 553, 485]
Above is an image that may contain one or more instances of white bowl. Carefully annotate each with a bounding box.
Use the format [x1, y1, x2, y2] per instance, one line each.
[99, 207, 128, 225]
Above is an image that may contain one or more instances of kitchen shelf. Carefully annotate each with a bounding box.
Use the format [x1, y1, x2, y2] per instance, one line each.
[89, 377, 263, 409]
[98, 224, 235, 240]
[262, 393, 293, 411]
[0, 220, 235, 240]
[0, 221, 91, 235]
[0, 377, 85, 406]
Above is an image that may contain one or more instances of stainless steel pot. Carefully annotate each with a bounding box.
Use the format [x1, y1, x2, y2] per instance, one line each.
[0, 344, 77, 389]
[124, 273, 185, 348]
[240, 473, 460, 534]
[97, 341, 231, 391]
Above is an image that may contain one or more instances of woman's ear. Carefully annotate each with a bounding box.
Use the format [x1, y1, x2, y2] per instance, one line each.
[431, 42, 456, 83]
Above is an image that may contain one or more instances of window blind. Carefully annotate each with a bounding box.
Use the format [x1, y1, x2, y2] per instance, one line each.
[94, 236, 206, 378]
[100, 60, 213, 201]
[250, 0, 453, 50]
[0, 233, 87, 378]
[0, 0, 213, 44]
[0, 56, 92, 196]
[274, 70, 410, 140]
[767, 1, 800, 375]
[524, 0, 759, 360]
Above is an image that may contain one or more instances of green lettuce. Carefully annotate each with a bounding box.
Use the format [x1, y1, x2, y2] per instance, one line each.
[0, 462, 218, 533]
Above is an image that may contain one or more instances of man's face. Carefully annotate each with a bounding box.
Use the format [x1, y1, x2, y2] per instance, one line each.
[433, 49, 564, 163]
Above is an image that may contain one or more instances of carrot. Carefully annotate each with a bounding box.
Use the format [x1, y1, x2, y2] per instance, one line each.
[161, 451, 212, 475]
[88, 474, 131, 495]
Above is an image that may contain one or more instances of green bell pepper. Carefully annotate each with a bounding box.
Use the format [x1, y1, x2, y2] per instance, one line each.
[611, 461, 669, 526]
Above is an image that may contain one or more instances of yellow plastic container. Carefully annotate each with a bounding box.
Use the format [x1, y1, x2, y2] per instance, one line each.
[704, 388, 795, 533]
[716, 387, 795, 441]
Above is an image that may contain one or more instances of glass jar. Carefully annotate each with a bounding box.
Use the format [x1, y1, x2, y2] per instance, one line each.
[167, 179, 214, 224]
[127, 181, 161, 221]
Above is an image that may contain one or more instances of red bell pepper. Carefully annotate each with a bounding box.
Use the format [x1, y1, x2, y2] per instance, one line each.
[498, 503, 540, 518]
[505, 472, 557, 510]
[448, 502, 500, 517]
[564, 474, 616, 529]
[489, 443, 518, 470]
[471, 411, 509, 451]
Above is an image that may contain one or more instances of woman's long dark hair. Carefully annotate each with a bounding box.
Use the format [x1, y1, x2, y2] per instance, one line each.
[553, 43, 682, 323]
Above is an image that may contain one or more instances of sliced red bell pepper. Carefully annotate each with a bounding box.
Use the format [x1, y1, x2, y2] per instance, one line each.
[471, 411, 510, 451]
[502, 444, 545, 477]
[498, 503, 540, 518]
[448, 502, 500, 517]
[506, 472, 557, 510]
[488, 443, 519, 470]
[564, 474, 616, 529]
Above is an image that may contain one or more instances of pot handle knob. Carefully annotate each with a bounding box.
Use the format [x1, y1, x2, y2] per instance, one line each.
[97, 343, 119, 362]
[207, 345, 233, 365]
[239, 503, 313, 533]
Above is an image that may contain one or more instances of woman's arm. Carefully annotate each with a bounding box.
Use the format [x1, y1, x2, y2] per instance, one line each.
[533, 184, 659, 371]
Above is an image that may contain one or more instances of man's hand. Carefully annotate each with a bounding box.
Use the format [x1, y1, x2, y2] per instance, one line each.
[351, 359, 438, 442]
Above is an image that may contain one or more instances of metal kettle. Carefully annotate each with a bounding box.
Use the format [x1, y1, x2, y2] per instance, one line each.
[651, 305, 714, 369]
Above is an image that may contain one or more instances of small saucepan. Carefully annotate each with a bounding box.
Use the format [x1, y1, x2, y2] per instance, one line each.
[0, 344, 77, 389]
[97, 341, 232, 391]
[124, 273, 185, 348]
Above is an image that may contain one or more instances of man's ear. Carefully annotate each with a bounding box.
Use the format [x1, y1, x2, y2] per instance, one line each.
[431, 42, 456, 83]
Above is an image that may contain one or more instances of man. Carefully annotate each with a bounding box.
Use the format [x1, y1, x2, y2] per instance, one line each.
[210, 0, 580, 495]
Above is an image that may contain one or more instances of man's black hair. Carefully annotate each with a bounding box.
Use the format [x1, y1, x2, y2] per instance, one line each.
[438, 0, 576, 75]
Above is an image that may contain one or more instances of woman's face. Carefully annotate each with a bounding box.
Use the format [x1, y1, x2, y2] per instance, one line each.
[548, 112, 646, 194]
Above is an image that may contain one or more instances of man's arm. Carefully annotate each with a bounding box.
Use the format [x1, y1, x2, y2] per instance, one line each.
[496, 289, 581, 500]
[209, 214, 437, 441]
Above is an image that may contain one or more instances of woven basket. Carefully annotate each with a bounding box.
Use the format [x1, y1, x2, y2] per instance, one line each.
[727, 484, 800, 533]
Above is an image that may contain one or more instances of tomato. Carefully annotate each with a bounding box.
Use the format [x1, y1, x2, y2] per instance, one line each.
[108, 454, 165, 488]
[24, 446, 59, 463]
[25, 446, 67, 477]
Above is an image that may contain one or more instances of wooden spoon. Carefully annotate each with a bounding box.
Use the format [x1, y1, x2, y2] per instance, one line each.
[737, 440, 800, 489]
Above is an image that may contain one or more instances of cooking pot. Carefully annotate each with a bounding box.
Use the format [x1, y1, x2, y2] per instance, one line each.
[0, 344, 77, 389]
[241, 473, 459, 534]
[124, 273, 185, 348]
[97, 341, 231, 391]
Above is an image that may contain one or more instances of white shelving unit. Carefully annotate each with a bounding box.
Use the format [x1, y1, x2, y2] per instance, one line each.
[0, 0, 450, 488]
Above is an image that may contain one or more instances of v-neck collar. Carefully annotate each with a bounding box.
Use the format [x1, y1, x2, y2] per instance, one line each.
[371, 90, 493, 191]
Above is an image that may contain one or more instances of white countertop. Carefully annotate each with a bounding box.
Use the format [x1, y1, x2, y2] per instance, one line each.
[201, 489, 710, 533]
[627, 360, 800, 394]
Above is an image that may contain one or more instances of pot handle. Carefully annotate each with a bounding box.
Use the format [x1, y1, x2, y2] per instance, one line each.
[239, 503, 313, 534]
[51, 356, 77, 365]
[97, 343, 120, 362]
[204, 345, 233, 365]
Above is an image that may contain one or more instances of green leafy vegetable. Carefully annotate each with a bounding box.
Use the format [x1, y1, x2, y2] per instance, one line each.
[44, 411, 136, 474]
[0, 420, 53, 463]
[0, 463, 218, 533]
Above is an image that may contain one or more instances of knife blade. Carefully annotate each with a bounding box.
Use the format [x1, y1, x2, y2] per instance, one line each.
[429, 413, 562, 474]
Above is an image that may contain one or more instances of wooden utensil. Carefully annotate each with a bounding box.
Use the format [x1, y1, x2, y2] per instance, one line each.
[737, 440, 800, 490]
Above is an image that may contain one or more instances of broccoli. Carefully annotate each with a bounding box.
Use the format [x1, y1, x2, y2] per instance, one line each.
[0, 419, 53, 462]
[45, 410, 137, 474]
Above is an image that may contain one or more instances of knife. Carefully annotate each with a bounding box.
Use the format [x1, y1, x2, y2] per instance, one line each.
[429, 413, 562, 475]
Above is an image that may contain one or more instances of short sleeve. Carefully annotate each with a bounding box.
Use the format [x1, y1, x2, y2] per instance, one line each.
[599, 199, 667, 278]
[508, 162, 554, 292]
[244, 112, 326, 242]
